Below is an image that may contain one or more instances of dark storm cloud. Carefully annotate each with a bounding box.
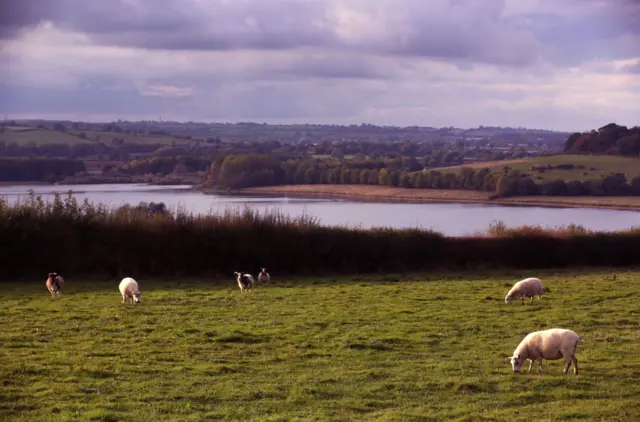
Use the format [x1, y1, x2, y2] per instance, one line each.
[2, 0, 638, 68]
[0, 0, 334, 49]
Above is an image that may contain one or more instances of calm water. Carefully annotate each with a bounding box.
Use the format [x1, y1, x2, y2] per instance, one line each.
[1, 184, 638, 236]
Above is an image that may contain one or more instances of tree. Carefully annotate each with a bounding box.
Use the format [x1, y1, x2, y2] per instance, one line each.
[631, 176, 640, 195]
[517, 178, 538, 195]
[399, 172, 412, 188]
[304, 167, 318, 184]
[378, 168, 389, 185]
[360, 169, 370, 185]
[541, 180, 568, 196]
[563, 133, 581, 152]
[340, 167, 350, 184]
[495, 171, 521, 197]
[368, 169, 379, 185]
[602, 173, 628, 195]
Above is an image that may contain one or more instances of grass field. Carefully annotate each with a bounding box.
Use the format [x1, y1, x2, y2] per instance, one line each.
[2, 126, 91, 146]
[432, 154, 640, 182]
[1, 126, 181, 147]
[2, 268, 639, 421]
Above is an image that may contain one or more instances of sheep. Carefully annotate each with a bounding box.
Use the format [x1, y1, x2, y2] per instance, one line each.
[234, 272, 254, 292]
[509, 328, 584, 375]
[505, 277, 544, 305]
[258, 268, 270, 284]
[119, 277, 142, 304]
[45, 272, 64, 298]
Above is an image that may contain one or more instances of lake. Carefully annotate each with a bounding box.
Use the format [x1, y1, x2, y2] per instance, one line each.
[1, 183, 638, 236]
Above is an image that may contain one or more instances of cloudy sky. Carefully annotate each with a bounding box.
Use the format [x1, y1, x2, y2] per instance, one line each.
[1, 0, 639, 131]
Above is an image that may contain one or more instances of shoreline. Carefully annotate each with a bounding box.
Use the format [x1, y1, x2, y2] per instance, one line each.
[213, 185, 640, 212]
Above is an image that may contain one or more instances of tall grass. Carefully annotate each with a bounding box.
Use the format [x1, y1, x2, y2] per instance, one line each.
[0, 192, 639, 280]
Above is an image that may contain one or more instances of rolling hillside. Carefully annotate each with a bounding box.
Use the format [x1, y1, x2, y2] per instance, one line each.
[431, 154, 640, 182]
[1, 126, 186, 147]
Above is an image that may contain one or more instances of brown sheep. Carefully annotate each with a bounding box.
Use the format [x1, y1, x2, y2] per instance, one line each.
[45, 272, 65, 298]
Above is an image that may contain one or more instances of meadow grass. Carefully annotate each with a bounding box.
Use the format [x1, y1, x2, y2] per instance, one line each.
[2, 126, 182, 147]
[432, 154, 640, 182]
[2, 127, 89, 146]
[1, 268, 639, 421]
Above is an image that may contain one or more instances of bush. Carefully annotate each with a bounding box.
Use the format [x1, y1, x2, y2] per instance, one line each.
[0, 194, 638, 280]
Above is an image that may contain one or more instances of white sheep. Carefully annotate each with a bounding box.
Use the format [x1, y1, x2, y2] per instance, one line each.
[509, 328, 584, 375]
[505, 277, 544, 304]
[234, 272, 254, 292]
[258, 268, 270, 284]
[45, 272, 64, 298]
[119, 277, 142, 304]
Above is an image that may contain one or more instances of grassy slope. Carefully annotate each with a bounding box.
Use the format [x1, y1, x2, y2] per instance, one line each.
[2, 269, 639, 421]
[1, 126, 180, 146]
[432, 154, 640, 182]
[1, 127, 90, 146]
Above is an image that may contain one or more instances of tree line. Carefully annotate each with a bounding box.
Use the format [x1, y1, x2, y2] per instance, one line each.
[0, 158, 86, 182]
[204, 154, 640, 197]
[564, 123, 640, 156]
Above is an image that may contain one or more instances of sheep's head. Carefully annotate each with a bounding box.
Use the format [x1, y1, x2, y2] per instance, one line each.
[261, 268, 267, 273]
[133, 291, 142, 303]
[509, 354, 523, 372]
[505, 294, 512, 304]
[234, 272, 241, 280]
[48, 272, 57, 279]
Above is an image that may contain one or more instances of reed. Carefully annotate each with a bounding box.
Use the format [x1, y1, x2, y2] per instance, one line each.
[0, 192, 638, 280]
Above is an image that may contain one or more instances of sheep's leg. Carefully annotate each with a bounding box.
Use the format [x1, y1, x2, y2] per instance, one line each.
[571, 356, 578, 375]
[563, 357, 572, 374]
[530, 296, 534, 303]
[527, 359, 533, 372]
[521, 297, 525, 305]
[538, 360, 544, 373]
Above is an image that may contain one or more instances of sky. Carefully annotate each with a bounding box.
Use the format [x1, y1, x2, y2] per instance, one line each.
[0, 0, 639, 132]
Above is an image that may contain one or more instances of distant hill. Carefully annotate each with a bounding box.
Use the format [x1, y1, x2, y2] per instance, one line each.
[3, 119, 571, 147]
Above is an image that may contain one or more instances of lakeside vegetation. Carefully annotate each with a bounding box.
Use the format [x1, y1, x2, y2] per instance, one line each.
[2, 269, 639, 421]
[1, 192, 639, 281]
[235, 185, 640, 211]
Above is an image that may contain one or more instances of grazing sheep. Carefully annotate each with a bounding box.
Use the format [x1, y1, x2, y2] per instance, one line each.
[234, 272, 254, 292]
[258, 268, 270, 284]
[509, 328, 584, 375]
[45, 272, 64, 298]
[505, 277, 544, 305]
[119, 277, 142, 304]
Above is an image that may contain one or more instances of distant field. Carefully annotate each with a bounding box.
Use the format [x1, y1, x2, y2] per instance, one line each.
[1, 126, 184, 146]
[432, 154, 640, 182]
[1, 126, 91, 146]
[2, 269, 639, 421]
[80, 130, 179, 146]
